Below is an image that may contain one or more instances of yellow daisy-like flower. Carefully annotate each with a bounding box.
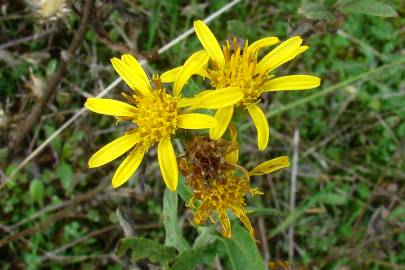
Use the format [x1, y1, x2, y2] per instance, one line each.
[178, 131, 290, 238]
[163, 20, 321, 150]
[85, 54, 244, 191]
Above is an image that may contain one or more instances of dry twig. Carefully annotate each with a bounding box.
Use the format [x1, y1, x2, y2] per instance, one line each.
[288, 129, 299, 260]
[8, 0, 95, 155]
[0, 28, 54, 50]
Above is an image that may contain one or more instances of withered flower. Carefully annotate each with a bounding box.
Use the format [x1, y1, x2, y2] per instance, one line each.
[178, 131, 289, 238]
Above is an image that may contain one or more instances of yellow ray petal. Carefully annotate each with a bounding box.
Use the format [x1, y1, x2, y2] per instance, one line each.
[177, 90, 216, 109]
[247, 37, 280, 54]
[177, 97, 198, 108]
[256, 36, 302, 74]
[247, 104, 269, 151]
[194, 20, 225, 66]
[158, 138, 178, 191]
[121, 54, 149, 84]
[185, 50, 210, 64]
[270, 45, 309, 71]
[183, 89, 215, 108]
[178, 90, 216, 110]
[249, 156, 290, 176]
[85, 98, 136, 117]
[262, 75, 321, 92]
[112, 147, 145, 188]
[174, 53, 209, 96]
[161, 51, 210, 83]
[291, 45, 309, 60]
[229, 124, 237, 141]
[193, 87, 243, 109]
[184, 50, 211, 78]
[295, 45, 309, 54]
[161, 66, 182, 83]
[89, 133, 140, 168]
[209, 106, 234, 140]
[196, 68, 211, 79]
[177, 113, 216, 129]
[225, 124, 239, 164]
[196, 89, 215, 97]
[111, 55, 151, 96]
[288, 45, 309, 61]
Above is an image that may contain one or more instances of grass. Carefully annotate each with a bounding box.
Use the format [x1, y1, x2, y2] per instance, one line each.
[0, 0, 404, 269]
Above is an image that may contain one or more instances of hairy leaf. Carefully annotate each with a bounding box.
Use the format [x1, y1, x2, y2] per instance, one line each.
[171, 244, 217, 270]
[117, 237, 177, 265]
[337, 0, 397, 17]
[219, 222, 265, 270]
[298, 2, 334, 20]
[163, 189, 190, 253]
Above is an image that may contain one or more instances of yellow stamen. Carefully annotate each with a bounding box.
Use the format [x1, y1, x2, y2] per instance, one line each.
[206, 40, 269, 107]
[128, 76, 179, 148]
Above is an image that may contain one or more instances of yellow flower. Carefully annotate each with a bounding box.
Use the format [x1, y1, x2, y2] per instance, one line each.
[85, 54, 243, 191]
[178, 132, 290, 239]
[163, 20, 321, 150]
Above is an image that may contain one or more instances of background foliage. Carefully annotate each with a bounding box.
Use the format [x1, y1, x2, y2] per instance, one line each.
[0, 0, 404, 269]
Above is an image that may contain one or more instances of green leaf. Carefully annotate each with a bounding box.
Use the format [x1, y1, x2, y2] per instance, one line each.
[117, 237, 177, 265]
[58, 161, 73, 193]
[163, 189, 190, 253]
[219, 222, 265, 270]
[46, 59, 58, 76]
[193, 227, 216, 248]
[246, 206, 282, 216]
[357, 183, 370, 199]
[318, 192, 347, 205]
[0, 147, 8, 161]
[177, 175, 193, 203]
[298, 2, 334, 20]
[24, 253, 41, 270]
[171, 244, 217, 270]
[86, 30, 96, 43]
[5, 164, 17, 189]
[387, 206, 405, 222]
[336, 0, 397, 17]
[182, 78, 201, 98]
[29, 179, 45, 203]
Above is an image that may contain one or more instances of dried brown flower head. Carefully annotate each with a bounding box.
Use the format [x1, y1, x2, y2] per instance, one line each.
[178, 135, 290, 238]
[179, 136, 237, 188]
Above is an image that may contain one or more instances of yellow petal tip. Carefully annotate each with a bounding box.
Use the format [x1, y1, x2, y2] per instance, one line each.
[194, 20, 203, 26]
[88, 162, 96, 168]
[167, 183, 177, 192]
[112, 180, 123, 189]
[110, 57, 119, 64]
[112, 175, 130, 189]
